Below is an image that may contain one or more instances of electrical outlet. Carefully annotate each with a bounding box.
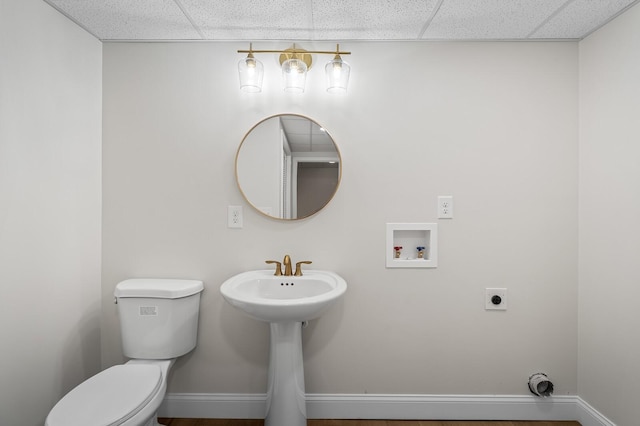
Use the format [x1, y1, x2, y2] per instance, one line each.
[228, 205, 243, 228]
[485, 288, 507, 310]
[438, 196, 453, 219]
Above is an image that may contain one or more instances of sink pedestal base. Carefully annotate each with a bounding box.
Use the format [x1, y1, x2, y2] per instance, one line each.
[266, 322, 307, 426]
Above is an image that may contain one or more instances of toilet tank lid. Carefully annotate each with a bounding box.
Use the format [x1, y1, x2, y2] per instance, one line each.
[115, 279, 204, 299]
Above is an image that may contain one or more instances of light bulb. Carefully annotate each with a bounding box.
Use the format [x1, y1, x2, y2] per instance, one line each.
[325, 56, 350, 93]
[282, 58, 308, 93]
[238, 54, 263, 93]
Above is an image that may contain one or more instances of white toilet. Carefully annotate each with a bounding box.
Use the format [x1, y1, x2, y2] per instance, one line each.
[46, 278, 204, 426]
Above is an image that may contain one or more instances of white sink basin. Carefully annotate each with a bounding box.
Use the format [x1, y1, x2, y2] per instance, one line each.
[220, 269, 347, 322]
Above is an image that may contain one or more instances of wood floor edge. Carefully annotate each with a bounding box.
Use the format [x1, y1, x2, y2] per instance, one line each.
[158, 419, 582, 426]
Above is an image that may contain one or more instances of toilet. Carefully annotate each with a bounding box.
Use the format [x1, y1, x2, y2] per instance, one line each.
[46, 278, 204, 426]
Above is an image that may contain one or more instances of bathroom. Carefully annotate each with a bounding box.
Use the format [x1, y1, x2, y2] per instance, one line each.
[1, 1, 639, 425]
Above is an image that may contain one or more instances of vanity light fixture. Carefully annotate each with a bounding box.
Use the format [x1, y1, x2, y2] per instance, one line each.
[325, 51, 351, 93]
[237, 43, 351, 94]
[238, 43, 264, 93]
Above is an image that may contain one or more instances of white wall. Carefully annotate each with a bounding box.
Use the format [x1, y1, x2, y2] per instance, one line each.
[0, 1, 102, 425]
[578, 3, 640, 425]
[102, 41, 579, 396]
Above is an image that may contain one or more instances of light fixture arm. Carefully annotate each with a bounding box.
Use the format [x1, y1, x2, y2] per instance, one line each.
[246, 42, 255, 58]
[238, 43, 351, 57]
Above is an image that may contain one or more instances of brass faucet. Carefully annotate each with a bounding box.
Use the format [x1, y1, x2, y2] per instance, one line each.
[283, 254, 293, 276]
[266, 255, 312, 276]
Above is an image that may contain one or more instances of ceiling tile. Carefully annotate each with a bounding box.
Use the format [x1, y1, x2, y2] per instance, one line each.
[43, 0, 640, 41]
[47, 0, 201, 40]
[282, 117, 314, 134]
[310, 0, 441, 40]
[422, 0, 568, 40]
[180, 0, 314, 40]
[531, 0, 638, 39]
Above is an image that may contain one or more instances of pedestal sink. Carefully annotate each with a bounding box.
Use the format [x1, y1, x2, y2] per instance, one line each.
[220, 269, 347, 426]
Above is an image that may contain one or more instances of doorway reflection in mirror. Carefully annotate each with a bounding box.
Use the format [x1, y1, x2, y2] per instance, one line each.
[236, 114, 341, 220]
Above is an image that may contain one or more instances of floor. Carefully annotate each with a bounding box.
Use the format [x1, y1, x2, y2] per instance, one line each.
[158, 419, 581, 426]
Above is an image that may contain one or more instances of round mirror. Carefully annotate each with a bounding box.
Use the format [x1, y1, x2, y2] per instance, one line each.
[236, 114, 341, 220]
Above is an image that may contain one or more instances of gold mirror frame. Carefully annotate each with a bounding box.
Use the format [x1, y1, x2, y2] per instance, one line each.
[235, 114, 342, 220]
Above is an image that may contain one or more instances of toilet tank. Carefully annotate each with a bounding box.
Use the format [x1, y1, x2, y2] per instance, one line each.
[115, 279, 204, 359]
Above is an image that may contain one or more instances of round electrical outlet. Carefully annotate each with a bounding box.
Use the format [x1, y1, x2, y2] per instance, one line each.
[485, 288, 507, 310]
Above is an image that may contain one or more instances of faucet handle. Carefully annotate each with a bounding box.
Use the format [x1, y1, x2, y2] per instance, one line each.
[265, 260, 283, 276]
[294, 261, 312, 276]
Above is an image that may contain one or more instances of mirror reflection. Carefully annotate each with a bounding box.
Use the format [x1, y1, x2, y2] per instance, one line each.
[236, 114, 341, 220]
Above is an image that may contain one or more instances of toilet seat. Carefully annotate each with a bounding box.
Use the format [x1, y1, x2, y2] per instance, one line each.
[46, 364, 163, 426]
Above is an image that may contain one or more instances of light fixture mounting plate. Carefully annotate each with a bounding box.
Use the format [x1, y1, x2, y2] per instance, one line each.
[279, 47, 313, 70]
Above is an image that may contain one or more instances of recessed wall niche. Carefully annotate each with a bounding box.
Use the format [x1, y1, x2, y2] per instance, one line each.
[386, 223, 438, 268]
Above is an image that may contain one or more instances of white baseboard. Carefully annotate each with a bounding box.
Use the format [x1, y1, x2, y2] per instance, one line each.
[576, 398, 616, 426]
[307, 394, 576, 421]
[158, 393, 614, 425]
[159, 393, 267, 419]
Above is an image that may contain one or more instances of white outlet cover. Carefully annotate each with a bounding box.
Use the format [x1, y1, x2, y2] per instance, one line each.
[438, 196, 453, 219]
[227, 205, 243, 229]
[485, 288, 507, 310]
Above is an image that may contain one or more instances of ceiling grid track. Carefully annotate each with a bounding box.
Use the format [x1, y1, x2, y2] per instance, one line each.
[525, 0, 576, 39]
[418, 0, 445, 39]
[172, 0, 206, 39]
[309, 0, 316, 41]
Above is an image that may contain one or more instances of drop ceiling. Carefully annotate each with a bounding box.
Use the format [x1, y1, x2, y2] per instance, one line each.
[44, 0, 639, 42]
[280, 116, 336, 154]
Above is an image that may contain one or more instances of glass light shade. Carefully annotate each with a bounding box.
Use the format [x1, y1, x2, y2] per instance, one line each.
[281, 58, 308, 93]
[325, 57, 350, 93]
[238, 56, 264, 93]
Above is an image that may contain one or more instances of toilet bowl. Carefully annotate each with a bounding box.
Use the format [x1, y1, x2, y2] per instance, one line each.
[46, 359, 172, 426]
[46, 279, 204, 426]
